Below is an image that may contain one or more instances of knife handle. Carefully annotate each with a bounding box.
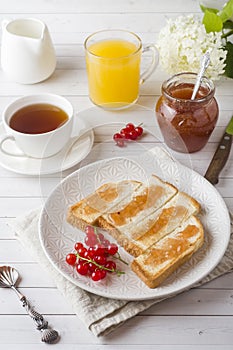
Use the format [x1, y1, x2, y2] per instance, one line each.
[205, 132, 232, 185]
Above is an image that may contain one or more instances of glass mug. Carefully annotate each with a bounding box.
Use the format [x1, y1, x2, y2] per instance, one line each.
[155, 72, 219, 153]
[84, 29, 159, 110]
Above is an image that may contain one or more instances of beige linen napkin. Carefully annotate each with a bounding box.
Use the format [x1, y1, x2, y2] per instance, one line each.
[9, 203, 233, 337]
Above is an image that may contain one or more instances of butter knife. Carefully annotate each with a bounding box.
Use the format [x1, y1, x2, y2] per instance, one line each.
[204, 116, 233, 185]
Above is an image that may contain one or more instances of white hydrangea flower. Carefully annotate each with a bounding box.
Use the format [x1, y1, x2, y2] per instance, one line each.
[157, 15, 227, 80]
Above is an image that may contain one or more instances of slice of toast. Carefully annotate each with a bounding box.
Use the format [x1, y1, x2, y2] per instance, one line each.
[67, 180, 142, 231]
[122, 191, 200, 256]
[131, 215, 204, 288]
[97, 174, 178, 255]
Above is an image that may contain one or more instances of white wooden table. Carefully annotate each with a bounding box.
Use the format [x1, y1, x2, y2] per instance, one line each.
[0, 1, 233, 348]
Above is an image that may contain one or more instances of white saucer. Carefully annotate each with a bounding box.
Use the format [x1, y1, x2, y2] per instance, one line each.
[0, 117, 94, 175]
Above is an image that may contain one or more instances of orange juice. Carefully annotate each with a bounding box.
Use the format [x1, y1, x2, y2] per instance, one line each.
[85, 39, 141, 108]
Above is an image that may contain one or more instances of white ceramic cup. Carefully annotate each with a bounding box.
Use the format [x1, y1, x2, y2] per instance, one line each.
[0, 94, 73, 158]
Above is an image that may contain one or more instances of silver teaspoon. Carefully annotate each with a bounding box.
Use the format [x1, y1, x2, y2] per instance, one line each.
[191, 51, 210, 100]
[0, 265, 59, 344]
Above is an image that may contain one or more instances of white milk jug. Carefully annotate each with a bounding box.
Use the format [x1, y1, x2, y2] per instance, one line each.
[1, 18, 56, 84]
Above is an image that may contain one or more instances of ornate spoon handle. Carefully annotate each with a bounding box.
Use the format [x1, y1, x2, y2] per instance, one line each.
[11, 285, 59, 343]
[191, 51, 210, 100]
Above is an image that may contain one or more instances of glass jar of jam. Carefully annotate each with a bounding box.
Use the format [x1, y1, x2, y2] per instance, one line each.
[155, 72, 219, 153]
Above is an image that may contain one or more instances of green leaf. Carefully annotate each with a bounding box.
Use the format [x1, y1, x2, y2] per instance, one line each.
[200, 4, 219, 14]
[226, 117, 233, 135]
[223, 19, 233, 29]
[203, 10, 223, 33]
[219, 0, 233, 23]
[224, 41, 233, 78]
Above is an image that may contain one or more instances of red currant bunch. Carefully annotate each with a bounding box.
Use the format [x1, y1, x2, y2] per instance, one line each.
[113, 122, 144, 147]
[65, 225, 127, 282]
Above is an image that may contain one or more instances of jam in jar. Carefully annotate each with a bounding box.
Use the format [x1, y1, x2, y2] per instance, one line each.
[156, 72, 219, 153]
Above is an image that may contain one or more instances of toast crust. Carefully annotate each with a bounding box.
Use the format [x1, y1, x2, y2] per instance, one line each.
[131, 248, 195, 288]
[66, 207, 94, 232]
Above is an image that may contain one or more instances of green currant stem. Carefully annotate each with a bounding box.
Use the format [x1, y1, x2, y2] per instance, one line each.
[93, 226, 99, 238]
[76, 253, 125, 275]
[96, 233, 101, 244]
[113, 252, 128, 265]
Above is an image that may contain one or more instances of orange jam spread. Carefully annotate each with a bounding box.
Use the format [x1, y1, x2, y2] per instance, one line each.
[73, 184, 120, 216]
[144, 225, 199, 265]
[73, 202, 98, 216]
[109, 185, 164, 226]
[96, 183, 119, 202]
[134, 205, 187, 241]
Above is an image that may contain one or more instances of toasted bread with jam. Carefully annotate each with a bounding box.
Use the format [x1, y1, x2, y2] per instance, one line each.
[131, 215, 204, 288]
[67, 180, 142, 231]
[66, 175, 204, 289]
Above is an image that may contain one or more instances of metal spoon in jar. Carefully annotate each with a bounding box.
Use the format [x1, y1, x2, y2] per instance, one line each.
[191, 51, 211, 100]
[0, 265, 59, 344]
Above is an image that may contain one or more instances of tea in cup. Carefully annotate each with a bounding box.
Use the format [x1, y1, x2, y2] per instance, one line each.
[0, 94, 73, 158]
[84, 29, 159, 109]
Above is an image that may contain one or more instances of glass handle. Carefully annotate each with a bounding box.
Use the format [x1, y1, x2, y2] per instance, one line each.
[140, 44, 159, 84]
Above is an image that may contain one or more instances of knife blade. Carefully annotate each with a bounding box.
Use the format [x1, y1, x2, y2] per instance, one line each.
[204, 116, 233, 185]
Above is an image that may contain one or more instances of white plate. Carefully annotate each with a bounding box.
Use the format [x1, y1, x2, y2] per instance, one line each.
[0, 118, 94, 175]
[39, 153, 231, 300]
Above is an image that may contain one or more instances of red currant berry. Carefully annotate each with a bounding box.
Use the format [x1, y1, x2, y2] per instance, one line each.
[85, 225, 95, 236]
[125, 123, 135, 132]
[113, 132, 123, 141]
[100, 269, 107, 279]
[128, 129, 138, 140]
[74, 242, 83, 251]
[83, 250, 91, 259]
[76, 262, 89, 275]
[78, 246, 87, 257]
[93, 244, 106, 256]
[94, 254, 107, 265]
[88, 246, 95, 252]
[91, 269, 102, 281]
[107, 243, 118, 255]
[113, 133, 125, 147]
[135, 126, 143, 137]
[102, 238, 110, 247]
[120, 128, 127, 137]
[87, 262, 95, 273]
[105, 260, 116, 272]
[121, 129, 131, 139]
[66, 253, 77, 266]
[87, 248, 95, 259]
[85, 235, 97, 247]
